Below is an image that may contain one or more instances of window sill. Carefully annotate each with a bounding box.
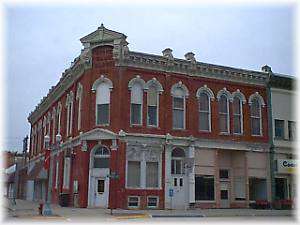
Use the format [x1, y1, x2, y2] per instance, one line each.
[195, 200, 216, 203]
[130, 124, 143, 127]
[233, 133, 243, 136]
[126, 187, 162, 190]
[251, 134, 263, 137]
[219, 132, 230, 136]
[172, 128, 186, 131]
[96, 124, 110, 127]
[199, 130, 211, 133]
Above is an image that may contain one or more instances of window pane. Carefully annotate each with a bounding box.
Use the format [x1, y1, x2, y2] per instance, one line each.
[147, 88, 157, 106]
[172, 148, 185, 157]
[147, 197, 158, 207]
[233, 97, 241, 114]
[128, 197, 139, 207]
[251, 118, 261, 135]
[219, 114, 228, 132]
[131, 104, 142, 124]
[219, 95, 228, 113]
[288, 121, 296, 141]
[127, 161, 141, 187]
[199, 93, 209, 111]
[173, 97, 184, 109]
[96, 82, 110, 104]
[97, 180, 105, 193]
[148, 106, 157, 126]
[233, 115, 241, 134]
[199, 112, 209, 131]
[219, 169, 229, 179]
[175, 160, 182, 174]
[97, 104, 109, 125]
[275, 120, 285, 138]
[173, 109, 184, 129]
[146, 162, 159, 188]
[195, 176, 215, 200]
[250, 99, 260, 116]
[94, 158, 110, 168]
[131, 83, 143, 104]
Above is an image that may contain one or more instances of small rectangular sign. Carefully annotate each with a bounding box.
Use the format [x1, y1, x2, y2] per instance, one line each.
[169, 188, 174, 197]
[277, 159, 296, 174]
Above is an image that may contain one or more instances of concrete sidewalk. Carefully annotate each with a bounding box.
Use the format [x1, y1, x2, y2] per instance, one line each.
[4, 198, 295, 220]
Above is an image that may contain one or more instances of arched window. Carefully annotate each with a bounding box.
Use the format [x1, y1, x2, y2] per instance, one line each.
[93, 146, 110, 168]
[233, 97, 242, 134]
[131, 82, 143, 125]
[171, 82, 189, 129]
[199, 93, 210, 131]
[171, 148, 185, 175]
[146, 78, 163, 127]
[250, 98, 262, 135]
[218, 94, 229, 133]
[96, 82, 110, 125]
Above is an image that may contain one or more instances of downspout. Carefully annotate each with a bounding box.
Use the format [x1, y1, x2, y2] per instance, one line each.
[266, 73, 276, 205]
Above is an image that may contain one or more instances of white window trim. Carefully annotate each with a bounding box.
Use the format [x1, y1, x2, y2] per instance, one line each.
[172, 96, 186, 130]
[96, 103, 110, 126]
[218, 95, 230, 134]
[147, 92, 159, 127]
[128, 196, 140, 208]
[76, 83, 83, 131]
[250, 100, 262, 136]
[147, 196, 159, 208]
[63, 157, 71, 189]
[125, 156, 162, 190]
[198, 93, 212, 132]
[130, 102, 143, 126]
[233, 97, 244, 135]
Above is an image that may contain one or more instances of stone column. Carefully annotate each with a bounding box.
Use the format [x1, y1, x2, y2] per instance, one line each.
[188, 145, 195, 206]
[245, 152, 249, 207]
[164, 145, 172, 209]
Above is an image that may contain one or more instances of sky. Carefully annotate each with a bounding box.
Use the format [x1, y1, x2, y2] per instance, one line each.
[2, 1, 295, 152]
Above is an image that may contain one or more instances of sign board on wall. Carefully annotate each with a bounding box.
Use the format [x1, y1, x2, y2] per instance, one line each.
[277, 159, 297, 174]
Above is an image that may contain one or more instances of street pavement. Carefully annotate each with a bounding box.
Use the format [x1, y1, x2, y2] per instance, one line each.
[2, 198, 296, 222]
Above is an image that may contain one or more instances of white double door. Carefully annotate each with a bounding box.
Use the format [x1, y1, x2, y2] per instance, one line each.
[171, 175, 187, 209]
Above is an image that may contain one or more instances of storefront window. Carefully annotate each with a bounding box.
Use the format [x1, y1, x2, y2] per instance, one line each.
[195, 175, 215, 201]
[249, 177, 267, 201]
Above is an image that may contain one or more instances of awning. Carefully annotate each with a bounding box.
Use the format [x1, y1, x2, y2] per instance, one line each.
[27, 161, 47, 180]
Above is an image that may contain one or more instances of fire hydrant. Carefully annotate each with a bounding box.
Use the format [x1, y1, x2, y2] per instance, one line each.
[38, 203, 43, 215]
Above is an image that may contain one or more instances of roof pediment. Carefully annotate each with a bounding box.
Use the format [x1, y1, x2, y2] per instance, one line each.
[80, 128, 117, 141]
[80, 23, 127, 44]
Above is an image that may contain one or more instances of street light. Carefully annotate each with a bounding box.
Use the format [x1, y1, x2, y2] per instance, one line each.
[43, 133, 61, 216]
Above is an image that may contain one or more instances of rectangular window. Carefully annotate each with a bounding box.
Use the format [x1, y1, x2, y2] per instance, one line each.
[147, 196, 159, 208]
[234, 177, 246, 200]
[220, 190, 228, 200]
[233, 98, 242, 134]
[127, 161, 141, 188]
[179, 178, 183, 187]
[148, 106, 157, 126]
[171, 159, 183, 174]
[94, 157, 110, 168]
[63, 157, 71, 189]
[173, 97, 184, 129]
[128, 196, 139, 208]
[288, 121, 295, 141]
[146, 162, 159, 188]
[147, 89, 158, 126]
[219, 169, 229, 179]
[97, 179, 105, 193]
[275, 119, 285, 139]
[275, 178, 288, 200]
[249, 178, 267, 201]
[97, 104, 109, 125]
[199, 112, 210, 131]
[195, 175, 215, 201]
[174, 177, 177, 186]
[251, 118, 261, 135]
[130, 103, 142, 125]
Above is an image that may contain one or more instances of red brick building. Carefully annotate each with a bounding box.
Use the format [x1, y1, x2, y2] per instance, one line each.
[27, 24, 271, 209]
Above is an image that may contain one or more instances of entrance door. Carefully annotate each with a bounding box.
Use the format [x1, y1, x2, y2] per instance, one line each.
[94, 177, 109, 207]
[220, 182, 230, 208]
[171, 176, 186, 209]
